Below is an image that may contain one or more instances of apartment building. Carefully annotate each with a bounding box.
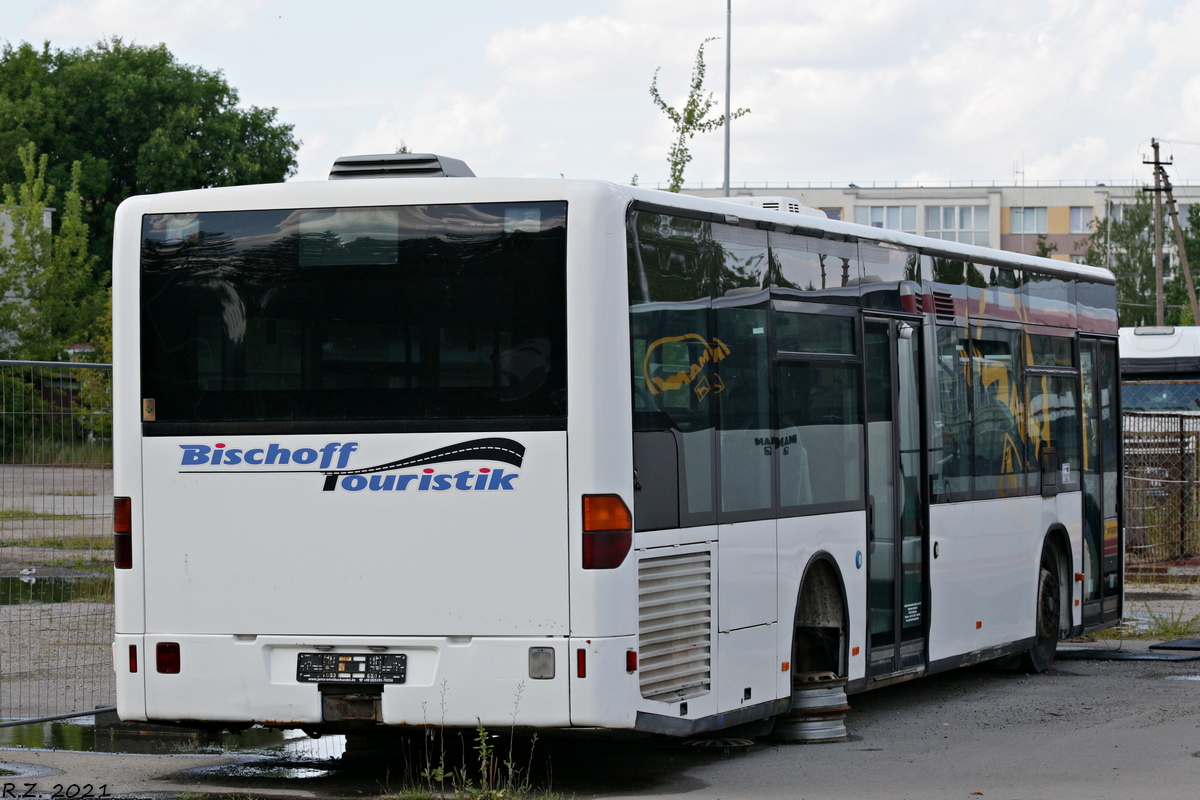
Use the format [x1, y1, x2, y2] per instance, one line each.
[685, 182, 1199, 265]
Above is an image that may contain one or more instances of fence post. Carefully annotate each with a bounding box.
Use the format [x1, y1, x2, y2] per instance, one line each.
[1181, 415, 1190, 560]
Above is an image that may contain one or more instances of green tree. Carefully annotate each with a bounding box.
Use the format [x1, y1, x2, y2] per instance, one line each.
[1163, 204, 1200, 326]
[0, 38, 299, 280]
[650, 38, 749, 192]
[0, 142, 101, 359]
[1083, 193, 1158, 327]
[1083, 195, 1200, 327]
[1034, 233, 1057, 259]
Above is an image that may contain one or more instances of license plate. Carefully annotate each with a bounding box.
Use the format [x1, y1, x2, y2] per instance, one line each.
[297, 652, 407, 683]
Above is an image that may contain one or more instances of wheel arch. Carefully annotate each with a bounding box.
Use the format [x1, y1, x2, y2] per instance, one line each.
[790, 551, 850, 680]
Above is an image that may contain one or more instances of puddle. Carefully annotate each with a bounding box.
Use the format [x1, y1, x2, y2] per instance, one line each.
[0, 717, 95, 751]
[1165, 675, 1200, 681]
[0, 712, 345, 762]
[188, 759, 337, 779]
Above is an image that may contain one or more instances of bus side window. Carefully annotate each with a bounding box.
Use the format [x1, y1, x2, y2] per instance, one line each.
[715, 304, 772, 516]
[628, 211, 718, 528]
[776, 361, 863, 511]
[931, 325, 971, 502]
[970, 328, 1024, 498]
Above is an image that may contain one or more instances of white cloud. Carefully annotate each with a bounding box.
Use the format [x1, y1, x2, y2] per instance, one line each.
[26, 0, 267, 48]
[17, 0, 1200, 185]
[353, 85, 512, 168]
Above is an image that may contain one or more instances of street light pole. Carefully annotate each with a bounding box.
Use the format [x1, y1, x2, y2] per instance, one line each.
[723, 0, 731, 197]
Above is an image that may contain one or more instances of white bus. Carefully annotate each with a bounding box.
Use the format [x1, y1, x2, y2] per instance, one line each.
[112, 154, 1122, 737]
[1119, 325, 1200, 412]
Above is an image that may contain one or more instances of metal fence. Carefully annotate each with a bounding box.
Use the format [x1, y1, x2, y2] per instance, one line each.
[0, 360, 113, 724]
[1123, 412, 1200, 570]
[0, 371, 1197, 722]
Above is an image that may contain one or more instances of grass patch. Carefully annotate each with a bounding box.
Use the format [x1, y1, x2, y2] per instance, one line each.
[39, 554, 112, 568]
[1144, 605, 1200, 639]
[1, 535, 109, 550]
[2, 438, 112, 466]
[0, 509, 87, 521]
[1090, 603, 1200, 640]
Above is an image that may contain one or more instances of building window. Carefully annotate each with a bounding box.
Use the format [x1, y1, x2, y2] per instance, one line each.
[1070, 206, 1093, 234]
[854, 205, 916, 233]
[819, 207, 843, 221]
[925, 206, 990, 247]
[1070, 254, 1089, 264]
[1010, 207, 1048, 235]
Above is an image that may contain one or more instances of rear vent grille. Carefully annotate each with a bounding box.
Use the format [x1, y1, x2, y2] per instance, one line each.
[329, 153, 475, 180]
[637, 550, 712, 702]
[932, 291, 956, 317]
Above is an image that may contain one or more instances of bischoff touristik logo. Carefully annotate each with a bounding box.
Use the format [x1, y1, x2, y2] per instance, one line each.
[178, 438, 525, 493]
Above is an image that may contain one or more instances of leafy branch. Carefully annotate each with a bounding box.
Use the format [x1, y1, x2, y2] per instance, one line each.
[650, 37, 749, 192]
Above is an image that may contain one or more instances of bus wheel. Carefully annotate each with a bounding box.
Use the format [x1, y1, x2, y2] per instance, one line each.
[1020, 544, 1060, 673]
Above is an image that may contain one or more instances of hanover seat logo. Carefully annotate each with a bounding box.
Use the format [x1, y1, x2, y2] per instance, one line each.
[178, 438, 525, 493]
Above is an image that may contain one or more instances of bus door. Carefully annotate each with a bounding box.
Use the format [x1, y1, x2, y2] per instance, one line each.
[1081, 337, 1122, 625]
[864, 317, 927, 676]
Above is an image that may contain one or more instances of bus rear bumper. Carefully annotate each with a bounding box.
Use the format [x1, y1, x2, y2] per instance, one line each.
[116, 633, 637, 730]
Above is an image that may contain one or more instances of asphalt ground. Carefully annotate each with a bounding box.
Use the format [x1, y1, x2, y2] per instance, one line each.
[4, 634, 1200, 800]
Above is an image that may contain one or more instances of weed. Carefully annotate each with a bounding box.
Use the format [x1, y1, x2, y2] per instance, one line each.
[1144, 604, 1200, 639]
[1090, 602, 1200, 641]
[420, 680, 451, 796]
[407, 681, 546, 799]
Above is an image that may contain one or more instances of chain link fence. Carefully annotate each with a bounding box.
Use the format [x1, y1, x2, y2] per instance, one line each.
[1123, 412, 1200, 574]
[0, 360, 113, 724]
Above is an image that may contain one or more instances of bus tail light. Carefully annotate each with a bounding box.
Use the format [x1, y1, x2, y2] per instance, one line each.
[626, 650, 638, 673]
[576, 648, 587, 678]
[156, 642, 181, 674]
[129, 645, 138, 673]
[114, 497, 132, 569]
[582, 495, 632, 569]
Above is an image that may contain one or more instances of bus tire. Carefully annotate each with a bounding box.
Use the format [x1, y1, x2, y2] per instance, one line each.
[1019, 544, 1061, 673]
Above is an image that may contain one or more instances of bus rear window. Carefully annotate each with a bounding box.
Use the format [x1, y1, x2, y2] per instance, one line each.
[140, 202, 567, 433]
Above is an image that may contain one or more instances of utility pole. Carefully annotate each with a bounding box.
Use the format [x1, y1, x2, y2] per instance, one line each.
[1162, 168, 1199, 324]
[723, 0, 732, 197]
[1146, 139, 1167, 325]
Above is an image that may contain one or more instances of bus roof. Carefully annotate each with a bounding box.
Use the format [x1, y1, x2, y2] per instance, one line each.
[118, 176, 1116, 287]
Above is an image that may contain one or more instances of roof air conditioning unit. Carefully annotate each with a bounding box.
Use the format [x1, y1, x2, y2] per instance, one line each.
[717, 195, 827, 218]
[329, 153, 475, 179]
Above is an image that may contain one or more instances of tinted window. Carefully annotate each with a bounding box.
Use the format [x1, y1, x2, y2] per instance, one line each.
[775, 311, 855, 355]
[141, 203, 567, 432]
[1024, 273, 1077, 328]
[931, 325, 971, 501]
[771, 233, 860, 300]
[1027, 374, 1080, 492]
[716, 304, 772, 515]
[777, 362, 862, 509]
[970, 328, 1024, 497]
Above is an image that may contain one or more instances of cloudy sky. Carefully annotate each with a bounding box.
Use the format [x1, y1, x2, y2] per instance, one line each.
[7, 0, 1200, 188]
